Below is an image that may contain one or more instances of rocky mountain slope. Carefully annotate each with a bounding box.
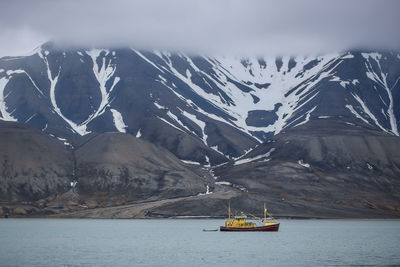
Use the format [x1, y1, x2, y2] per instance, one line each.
[0, 121, 211, 216]
[1, 43, 400, 218]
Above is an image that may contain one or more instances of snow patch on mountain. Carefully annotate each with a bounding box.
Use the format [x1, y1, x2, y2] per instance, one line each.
[181, 160, 201, 165]
[330, 76, 350, 88]
[293, 106, 317, 128]
[0, 76, 17, 121]
[181, 110, 208, 145]
[210, 145, 225, 155]
[345, 105, 371, 125]
[110, 109, 128, 133]
[85, 49, 120, 124]
[157, 116, 185, 133]
[133, 49, 165, 74]
[234, 148, 275, 165]
[136, 128, 142, 138]
[298, 159, 310, 168]
[154, 102, 166, 110]
[39, 50, 90, 135]
[24, 113, 36, 123]
[5, 69, 44, 96]
[352, 93, 388, 133]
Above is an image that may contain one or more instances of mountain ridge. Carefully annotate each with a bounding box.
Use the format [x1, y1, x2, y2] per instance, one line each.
[1, 44, 399, 163]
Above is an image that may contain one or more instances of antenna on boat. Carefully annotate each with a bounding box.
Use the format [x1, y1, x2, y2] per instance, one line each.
[228, 201, 231, 220]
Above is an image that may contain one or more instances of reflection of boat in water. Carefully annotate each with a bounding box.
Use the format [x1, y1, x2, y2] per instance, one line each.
[220, 203, 279, 232]
[202, 229, 218, 232]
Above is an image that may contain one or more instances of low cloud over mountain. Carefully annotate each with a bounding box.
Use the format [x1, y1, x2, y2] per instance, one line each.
[0, 0, 399, 57]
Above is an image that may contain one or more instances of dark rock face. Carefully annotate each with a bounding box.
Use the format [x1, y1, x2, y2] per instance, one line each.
[246, 110, 278, 127]
[0, 121, 73, 202]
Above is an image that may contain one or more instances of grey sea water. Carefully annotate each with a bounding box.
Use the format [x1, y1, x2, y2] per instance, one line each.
[0, 219, 399, 266]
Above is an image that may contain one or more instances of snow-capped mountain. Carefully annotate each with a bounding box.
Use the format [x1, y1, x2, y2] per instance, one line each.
[0, 42, 399, 164]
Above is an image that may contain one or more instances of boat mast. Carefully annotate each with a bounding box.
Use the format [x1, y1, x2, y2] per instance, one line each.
[264, 203, 267, 221]
[228, 202, 231, 219]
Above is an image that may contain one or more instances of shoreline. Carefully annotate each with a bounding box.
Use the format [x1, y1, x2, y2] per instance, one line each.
[3, 214, 400, 220]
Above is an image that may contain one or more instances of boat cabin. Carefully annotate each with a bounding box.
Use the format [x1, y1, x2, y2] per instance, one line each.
[225, 215, 256, 228]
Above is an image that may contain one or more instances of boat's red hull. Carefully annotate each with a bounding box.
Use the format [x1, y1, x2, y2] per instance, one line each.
[220, 223, 279, 232]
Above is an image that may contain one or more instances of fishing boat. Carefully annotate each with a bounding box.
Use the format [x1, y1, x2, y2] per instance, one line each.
[220, 203, 279, 232]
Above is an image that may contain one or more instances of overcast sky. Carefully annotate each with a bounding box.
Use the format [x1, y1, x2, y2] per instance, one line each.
[0, 0, 399, 57]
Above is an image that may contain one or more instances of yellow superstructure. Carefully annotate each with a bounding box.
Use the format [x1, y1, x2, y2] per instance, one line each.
[225, 215, 256, 228]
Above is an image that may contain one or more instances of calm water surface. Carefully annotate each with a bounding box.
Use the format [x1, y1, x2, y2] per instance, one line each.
[0, 219, 399, 266]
